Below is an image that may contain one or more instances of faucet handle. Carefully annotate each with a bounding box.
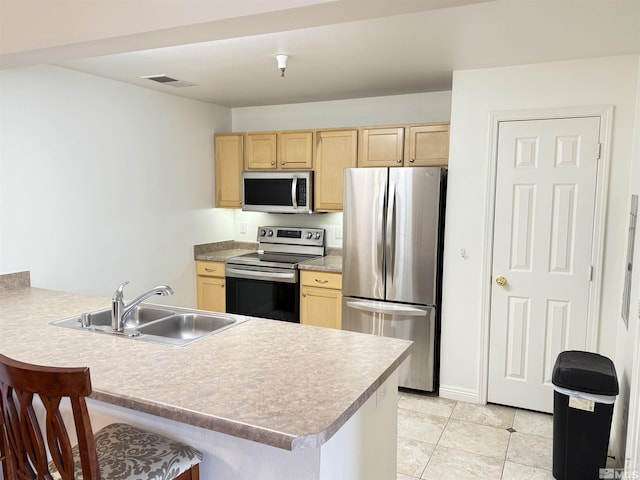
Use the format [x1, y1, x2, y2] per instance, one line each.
[113, 280, 130, 300]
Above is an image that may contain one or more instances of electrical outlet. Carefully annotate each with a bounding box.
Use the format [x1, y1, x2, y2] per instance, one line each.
[335, 226, 342, 240]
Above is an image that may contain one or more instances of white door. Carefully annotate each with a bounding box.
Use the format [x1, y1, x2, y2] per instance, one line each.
[487, 116, 601, 413]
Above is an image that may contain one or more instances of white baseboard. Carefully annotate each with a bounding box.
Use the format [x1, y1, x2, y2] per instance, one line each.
[439, 384, 481, 404]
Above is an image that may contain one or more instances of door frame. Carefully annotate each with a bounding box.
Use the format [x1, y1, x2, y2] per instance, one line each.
[479, 105, 614, 405]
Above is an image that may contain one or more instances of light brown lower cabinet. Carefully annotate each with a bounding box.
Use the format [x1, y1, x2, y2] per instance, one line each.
[300, 270, 342, 329]
[196, 260, 225, 313]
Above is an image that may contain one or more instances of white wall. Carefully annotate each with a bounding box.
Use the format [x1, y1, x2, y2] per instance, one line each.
[617, 62, 640, 470]
[0, 65, 233, 307]
[441, 55, 640, 403]
[232, 91, 452, 131]
[231, 91, 452, 246]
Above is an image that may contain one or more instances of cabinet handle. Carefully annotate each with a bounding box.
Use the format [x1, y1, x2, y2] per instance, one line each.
[409, 158, 415, 163]
[302, 293, 307, 297]
[396, 159, 402, 163]
[205, 268, 217, 272]
[220, 283, 225, 287]
[281, 161, 285, 165]
[315, 278, 328, 284]
[271, 161, 275, 165]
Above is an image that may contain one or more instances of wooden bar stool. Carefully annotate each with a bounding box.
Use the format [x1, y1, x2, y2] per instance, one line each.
[0, 353, 202, 480]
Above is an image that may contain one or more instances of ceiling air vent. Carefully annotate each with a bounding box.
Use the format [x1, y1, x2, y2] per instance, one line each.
[141, 75, 197, 88]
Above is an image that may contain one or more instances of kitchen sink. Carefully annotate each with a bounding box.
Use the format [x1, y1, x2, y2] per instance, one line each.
[51, 304, 245, 346]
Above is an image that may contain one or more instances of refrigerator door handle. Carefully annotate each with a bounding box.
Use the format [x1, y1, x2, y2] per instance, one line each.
[376, 174, 386, 283]
[345, 300, 430, 317]
[386, 178, 397, 287]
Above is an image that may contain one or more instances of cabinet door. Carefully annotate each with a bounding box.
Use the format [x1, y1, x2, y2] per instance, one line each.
[214, 133, 243, 208]
[315, 129, 357, 212]
[406, 123, 450, 166]
[278, 131, 313, 169]
[245, 133, 277, 169]
[197, 276, 226, 312]
[300, 286, 342, 329]
[358, 127, 404, 167]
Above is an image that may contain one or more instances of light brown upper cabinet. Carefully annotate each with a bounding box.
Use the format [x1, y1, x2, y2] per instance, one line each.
[214, 133, 244, 208]
[358, 122, 450, 167]
[245, 131, 313, 170]
[406, 123, 450, 166]
[244, 132, 277, 169]
[314, 129, 357, 212]
[358, 127, 404, 167]
[277, 131, 314, 169]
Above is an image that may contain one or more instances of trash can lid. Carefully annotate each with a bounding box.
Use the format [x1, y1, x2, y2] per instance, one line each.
[552, 351, 619, 395]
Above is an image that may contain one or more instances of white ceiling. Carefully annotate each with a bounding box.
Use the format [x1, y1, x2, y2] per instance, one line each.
[2, 0, 640, 107]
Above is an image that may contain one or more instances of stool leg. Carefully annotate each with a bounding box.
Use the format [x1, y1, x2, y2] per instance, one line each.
[174, 464, 200, 480]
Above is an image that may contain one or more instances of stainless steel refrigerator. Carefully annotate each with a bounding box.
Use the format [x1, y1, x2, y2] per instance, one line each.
[342, 167, 446, 392]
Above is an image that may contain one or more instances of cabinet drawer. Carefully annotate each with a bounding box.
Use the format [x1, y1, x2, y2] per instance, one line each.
[300, 270, 342, 290]
[196, 260, 225, 277]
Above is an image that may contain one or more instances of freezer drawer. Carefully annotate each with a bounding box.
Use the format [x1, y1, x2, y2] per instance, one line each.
[342, 297, 436, 392]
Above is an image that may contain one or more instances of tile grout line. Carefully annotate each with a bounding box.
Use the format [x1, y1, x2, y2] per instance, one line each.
[419, 399, 458, 480]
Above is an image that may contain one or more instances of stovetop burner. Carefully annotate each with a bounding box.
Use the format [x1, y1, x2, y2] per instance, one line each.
[227, 251, 320, 269]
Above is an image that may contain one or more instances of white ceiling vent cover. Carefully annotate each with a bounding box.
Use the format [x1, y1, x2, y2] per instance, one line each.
[142, 75, 197, 88]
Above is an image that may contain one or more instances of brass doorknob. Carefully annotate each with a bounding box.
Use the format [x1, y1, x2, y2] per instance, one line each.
[495, 276, 507, 286]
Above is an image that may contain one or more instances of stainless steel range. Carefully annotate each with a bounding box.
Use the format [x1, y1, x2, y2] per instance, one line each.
[225, 226, 325, 322]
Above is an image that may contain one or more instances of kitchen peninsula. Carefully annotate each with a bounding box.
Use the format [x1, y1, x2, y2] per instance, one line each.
[0, 275, 411, 480]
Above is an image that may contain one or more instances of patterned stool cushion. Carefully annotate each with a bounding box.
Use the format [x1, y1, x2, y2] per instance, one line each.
[50, 422, 202, 480]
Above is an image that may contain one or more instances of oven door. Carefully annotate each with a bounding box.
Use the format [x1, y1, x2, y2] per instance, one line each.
[225, 265, 300, 323]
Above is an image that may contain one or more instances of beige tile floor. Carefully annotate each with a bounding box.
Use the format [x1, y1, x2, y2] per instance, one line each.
[397, 390, 555, 480]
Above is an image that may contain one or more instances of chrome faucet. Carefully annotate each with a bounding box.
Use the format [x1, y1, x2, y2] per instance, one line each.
[111, 281, 173, 332]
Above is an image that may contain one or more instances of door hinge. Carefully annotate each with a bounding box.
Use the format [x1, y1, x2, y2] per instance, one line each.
[596, 143, 602, 160]
[589, 265, 594, 281]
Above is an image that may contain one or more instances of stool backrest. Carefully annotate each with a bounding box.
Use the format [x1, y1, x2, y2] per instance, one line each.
[0, 353, 100, 479]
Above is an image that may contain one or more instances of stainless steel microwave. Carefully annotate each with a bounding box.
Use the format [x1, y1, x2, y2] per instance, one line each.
[242, 171, 313, 213]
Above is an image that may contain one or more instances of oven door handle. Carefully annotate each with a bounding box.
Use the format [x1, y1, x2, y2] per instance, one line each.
[226, 267, 297, 283]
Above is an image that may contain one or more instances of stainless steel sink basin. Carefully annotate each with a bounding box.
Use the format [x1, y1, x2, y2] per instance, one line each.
[73, 306, 174, 328]
[51, 304, 245, 346]
[137, 314, 236, 339]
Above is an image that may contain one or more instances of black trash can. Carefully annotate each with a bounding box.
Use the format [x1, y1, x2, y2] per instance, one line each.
[552, 350, 619, 480]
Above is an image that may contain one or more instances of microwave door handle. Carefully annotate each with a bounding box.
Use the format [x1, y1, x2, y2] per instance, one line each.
[291, 177, 298, 208]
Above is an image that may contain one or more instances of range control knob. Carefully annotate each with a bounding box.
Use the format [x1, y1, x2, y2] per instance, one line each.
[314, 232, 322, 240]
[305, 232, 313, 239]
[267, 229, 274, 237]
[259, 229, 266, 236]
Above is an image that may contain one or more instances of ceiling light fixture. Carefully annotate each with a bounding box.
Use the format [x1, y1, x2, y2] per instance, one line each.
[275, 54, 288, 77]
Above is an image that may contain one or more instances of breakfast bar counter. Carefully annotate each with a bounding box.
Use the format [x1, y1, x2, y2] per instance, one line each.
[0, 284, 411, 480]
